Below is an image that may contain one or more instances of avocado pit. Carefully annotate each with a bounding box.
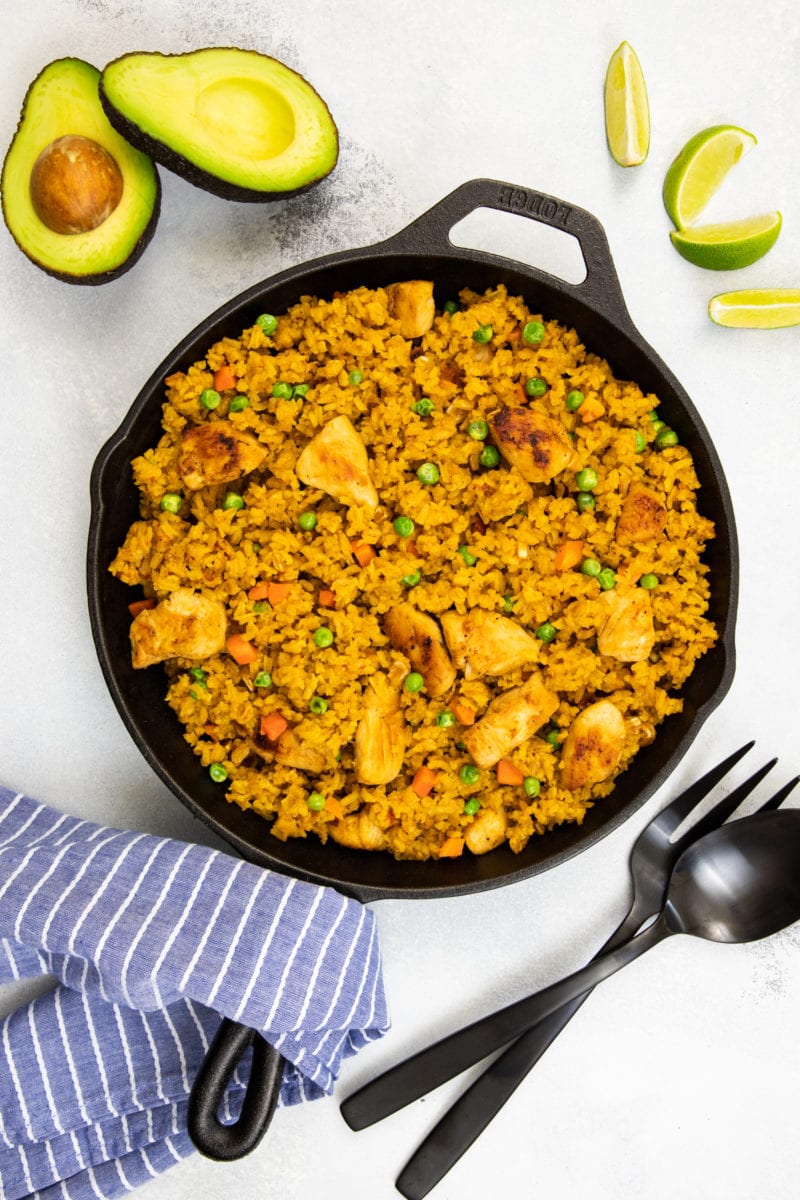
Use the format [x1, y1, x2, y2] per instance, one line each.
[30, 133, 123, 235]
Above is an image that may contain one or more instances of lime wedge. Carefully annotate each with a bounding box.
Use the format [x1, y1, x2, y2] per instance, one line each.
[604, 42, 650, 167]
[663, 125, 757, 228]
[709, 289, 800, 328]
[669, 211, 782, 270]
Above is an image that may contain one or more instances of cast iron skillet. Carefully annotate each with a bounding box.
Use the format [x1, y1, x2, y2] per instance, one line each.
[87, 178, 738, 1158]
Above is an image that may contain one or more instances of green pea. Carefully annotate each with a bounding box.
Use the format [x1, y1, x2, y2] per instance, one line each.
[404, 672, 424, 693]
[648, 409, 659, 420]
[523, 776, 541, 798]
[229, 394, 250, 412]
[253, 671, 272, 688]
[252, 601, 269, 614]
[412, 398, 435, 416]
[576, 492, 596, 513]
[468, 419, 489, 440]
[309, 696, 328, 715]
[292, 383, 310, 398]
[272, 381, 293, 400]
[417, 462, 440, 485]
[349, 369, 364, 385]
[160, 493, 182, 514]
[473, 324, 493, 344]
[437, 711, 455, 728]
[402, 570, 421, 587]
[634, 430, 647, 453]
[463, 796, 481, 816]
[522, 320, 545, 344]
[581, 558, 602, 578]
[200, 389, 220, 410]
[256, 314, 278, 335]
[189, 667, 208, 686]
[209, 762, 228, 783]
[525, 377, 547, 397]
[459, 763, 480, 785]
[307, 792, 326, 812]
[314, 627, 334, 648]
[479, 445, 500, 469]
[651, 419, 667, 434]
[639, 573, 659, 590]
[458, 545, 477, 567]
[503, 595, 516, 613]
[566, 389, 585, 411]
[298, 511, 317, 531]
[545, 729, 561, 749]
[393, 515, 415, 538]
[655, 428, 679, 450]
[455, 740, 468, 751]
[535, 622, 557, 644]
[222, 493, 244, 511]
[598, 567, 617, 590]
[443, 299, 459, 315]
[189, 689, 203, 701]
[251, 542, 262, 555]
[575, 467, 598, 491]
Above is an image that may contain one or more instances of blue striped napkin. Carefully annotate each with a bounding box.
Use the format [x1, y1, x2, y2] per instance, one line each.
[0, 785, 389, 1200]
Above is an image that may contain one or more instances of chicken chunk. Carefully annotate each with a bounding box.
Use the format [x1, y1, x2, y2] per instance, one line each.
[615, 483, 667, 546]
[560, 699, 626, 790]
[440, 609, 539, 680]
[489, 406, 575, 484]
[295, 415, 378, 512]
[274, 728, 327, 774]
[177, 422, 267, 491]
[130, 588, 227, 668]
[596, 588, 655, 663]
[383, 604, 456, 698]
[463, 672, 559, 768]
[354, 673, 406, 785]
[464, 808, 509, 855]
[329, 808, 388, 852]
[386, 280, 435, 339]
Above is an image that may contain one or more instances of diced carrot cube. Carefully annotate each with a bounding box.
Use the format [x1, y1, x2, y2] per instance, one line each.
[412, 765, 437, 798]
[554, 539, 584, 572]
[496, 759, 524, 786]
[318, 589, 336, 608]
[213, 366, 237, 391]
[451, 701, 476, 726]
[578, 396, 605, 423]
[226, 634, 258, 665]
[439, 836, 465, 858]
[267, 582, 293, 606]
[128, 598, 157, 618]
[324, 796, 344, 819]
[260, 713, 288, 741]
[248, 582, 271, 601]
[350, 540, 377, 568]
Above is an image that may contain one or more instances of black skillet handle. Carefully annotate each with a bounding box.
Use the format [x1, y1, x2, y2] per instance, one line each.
[380, 177, 636, 332]
[187, 1018, 284, 1161]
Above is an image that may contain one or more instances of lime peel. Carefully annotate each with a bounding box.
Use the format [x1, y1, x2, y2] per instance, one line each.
[669, 211, 782, 270]
[708, 289, 800, 328]
[604, 41, 650, 168]
[663, 125, 757, 229]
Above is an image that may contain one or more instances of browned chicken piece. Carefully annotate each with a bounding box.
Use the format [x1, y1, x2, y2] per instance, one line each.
[354, 673, 406, 785]
[386, 280, 436, 339]
[383, 604, 456, 698]
[596, 588, 655, 663]
[464, 809, 509, 855]
[329, 808, 388, 852]
[560, 699, 626, 790]
[274, 728, 327, 774]
[177, 421, 267, 491]
[615, 482, 667, 546]
[489, 406, 575, 484]
[295, 415, 379, 512]
[440, 609, 539, 680]
[130, 587, 227, 668]
[463, 672, 559, 768]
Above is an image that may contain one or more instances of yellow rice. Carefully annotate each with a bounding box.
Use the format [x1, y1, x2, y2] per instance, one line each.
[110, 282, 717, 861]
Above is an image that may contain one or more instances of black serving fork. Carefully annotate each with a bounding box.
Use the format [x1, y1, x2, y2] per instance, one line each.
[342, 745, 798, 1198]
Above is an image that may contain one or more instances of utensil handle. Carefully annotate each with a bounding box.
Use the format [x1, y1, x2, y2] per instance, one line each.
[341, 915, 669, 1132]
[379, 177, 635, 329]
[187, 1018, 284, 1161]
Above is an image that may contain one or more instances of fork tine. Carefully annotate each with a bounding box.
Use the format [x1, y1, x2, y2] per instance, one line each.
[654, 740, 755, 834]
[673, 758, 777, 851]
[756, 776, 800, 812]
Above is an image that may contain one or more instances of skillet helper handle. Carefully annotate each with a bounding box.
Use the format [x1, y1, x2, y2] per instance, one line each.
[187, 1017, 284, 1161]
[382, 177, 635, 332]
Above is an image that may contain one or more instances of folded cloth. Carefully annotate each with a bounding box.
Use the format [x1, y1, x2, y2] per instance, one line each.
[0, 786, 389, 1200]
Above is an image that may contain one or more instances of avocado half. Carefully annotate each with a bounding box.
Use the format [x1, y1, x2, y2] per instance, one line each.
[99, 48, 339, 202]
[1, 58, 160, 284]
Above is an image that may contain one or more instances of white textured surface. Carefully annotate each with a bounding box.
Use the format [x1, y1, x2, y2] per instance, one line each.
[2, 2, 800, 1198]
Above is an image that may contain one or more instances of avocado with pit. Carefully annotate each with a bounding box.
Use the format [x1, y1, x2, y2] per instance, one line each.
[99, 48, 339, 202]
[1, 58, 160, 284]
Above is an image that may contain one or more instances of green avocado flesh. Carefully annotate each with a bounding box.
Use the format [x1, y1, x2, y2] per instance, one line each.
[1, 58, 159, 282]
[100, 48, 339, 200]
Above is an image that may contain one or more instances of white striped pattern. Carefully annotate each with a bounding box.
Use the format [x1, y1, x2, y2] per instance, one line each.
[0, 785, 388, 1200]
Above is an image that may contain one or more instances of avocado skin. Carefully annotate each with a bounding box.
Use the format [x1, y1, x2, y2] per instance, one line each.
[98, 50, 338, 203]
